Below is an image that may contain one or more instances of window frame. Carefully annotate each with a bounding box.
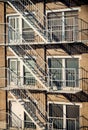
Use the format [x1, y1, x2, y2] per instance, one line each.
[47, 102, 81, 130]
[8, 15, 22, 43]
[7, 57, 36, 87]
[47, 56, 81, 90]
[7, 14, 35, 43]
[46, 8, 80, 42]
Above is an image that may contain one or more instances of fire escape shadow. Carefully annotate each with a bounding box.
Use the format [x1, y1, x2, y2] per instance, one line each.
[61, 42, 88, 55]
[62, 91, 88, 102]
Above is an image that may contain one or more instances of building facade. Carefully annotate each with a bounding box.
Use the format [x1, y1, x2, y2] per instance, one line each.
[0, 0, 88, 130]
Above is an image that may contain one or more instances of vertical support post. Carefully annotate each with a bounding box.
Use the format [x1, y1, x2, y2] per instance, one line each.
[43, 1, 47, 127]
[45, 91, 48, 129]
[43, 0, 46, 27]
[43, 0, 47, 37]
[43, 0, 47, 78]
[4, 2, 8, 129]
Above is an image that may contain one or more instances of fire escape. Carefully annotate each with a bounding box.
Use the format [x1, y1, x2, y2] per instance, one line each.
[0, 0, 88, 129]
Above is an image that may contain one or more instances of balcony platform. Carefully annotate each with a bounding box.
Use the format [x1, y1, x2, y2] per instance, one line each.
[1, 85, 82, 94]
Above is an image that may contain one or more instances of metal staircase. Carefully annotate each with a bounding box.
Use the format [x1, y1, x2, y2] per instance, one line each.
[1, 66, 88, 130]
[0, 111, 20, 130]
[8, 0, 49, 43]
[7, 16, 88, 92]
[6, 0, 88, 93]
[7, 68, 48, 130]
[0, 0, 88, 130]
[8, 43, 49, 91]
[10, 89, 47, 130]
[6, 0, 53, 91]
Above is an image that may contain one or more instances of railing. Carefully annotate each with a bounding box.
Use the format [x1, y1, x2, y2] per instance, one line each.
[0, 23, 8, 45]
[1, 23, 49, 91]
[48, 67, 79, 91]
[0, 66, 86, 92]
[78, 18, 88, 41]
[47, 17, 88, 43]
[48, 67, 88, 92]
[80, 67, 88, 94]
[7, 67, 47, 116]
[0, 110, 37, 129]
[0, 65, 88, 93]
[9, 22, 42, 43]
[8, 0, 49, 42]
[0, 67, 88, 130]
[0, 17, 88, 45]
[48, 117, 79, 130]
[9, 89, 47, 129]
[48, 68, 78, 87]
[7, 67, 79, 91]
[0, 111, 20, 130]
[0, 67, 49, 129]
[10, 109, 36, 129]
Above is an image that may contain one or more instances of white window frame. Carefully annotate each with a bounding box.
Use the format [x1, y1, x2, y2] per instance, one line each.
[7, 13, 35, 44]
[7, 56, 36, 87]
[7, 14, 22, 43]
[47, 101, 81, 130]
[47, 56, 81, 90]
[46, 7, 80, 14]
[46, 8, 80, 42]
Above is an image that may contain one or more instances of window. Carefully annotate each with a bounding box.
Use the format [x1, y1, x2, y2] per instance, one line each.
[8, 59, 20, 84]
[9, 100, 36, 129]
[48, 57, 79, 90]
[48, 103, 79, 130]
[22, 19, 35, 42]
[24, 102, 36, 129]
[23, 58, 36, 85]
[8, 58, 36, 86]
[8, 16, 21, 42]
[47, 10, 78, 42]
[8, 15, 34, 43]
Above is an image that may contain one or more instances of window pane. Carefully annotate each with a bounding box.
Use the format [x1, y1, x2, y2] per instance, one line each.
[9, 17, 20, 41]
[24, 59, 36, 85]
[10, 60, 17, 72]
[49, 104, 63, 117]
[48, 58, 62, 68]
[48, 58, 63, 88]
[65, 58, 78, 69]
[65, 58, 79, 87]
[16, 18, 19, 28]
[66, 119, 75, 130]
[17, 61, 20, 76]
[10, 60, 18, 83]
[22, 19, 34, 42]
[53, 118, 63, 129]
[66, 105, 79, 118]
[24, 106, 36, 128]
[64, 11, 78, 41]
[66, 105, 79, 130]
[10, 18, 15, 28]
[66, 118, 79, 130]
[47, 12, 62, 41]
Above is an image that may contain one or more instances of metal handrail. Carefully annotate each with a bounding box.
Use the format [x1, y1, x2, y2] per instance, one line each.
[1, 67, 48, 123]
[8, 0, 49, 42]
[0, 111, 20, 130]
[47, 16, 88, 43]
[0, 67, 88, 129]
